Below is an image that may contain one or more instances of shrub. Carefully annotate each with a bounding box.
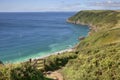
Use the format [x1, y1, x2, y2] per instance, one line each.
[10, 63, 44, 80]
[45, 52, 77, 71]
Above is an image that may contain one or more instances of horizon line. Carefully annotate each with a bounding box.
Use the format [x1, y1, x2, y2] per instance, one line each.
[0, 9, 119, 13]
[0, 11, 79, 13]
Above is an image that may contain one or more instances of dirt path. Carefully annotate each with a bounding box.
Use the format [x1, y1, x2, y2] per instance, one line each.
[46, 70, 64, 80]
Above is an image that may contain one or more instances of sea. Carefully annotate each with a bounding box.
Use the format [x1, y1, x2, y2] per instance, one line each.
[0, 12, 89, 63]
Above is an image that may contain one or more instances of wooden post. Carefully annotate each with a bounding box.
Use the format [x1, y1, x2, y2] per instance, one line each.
[43, 59, 45, 71]
[29, 58, 32, 63]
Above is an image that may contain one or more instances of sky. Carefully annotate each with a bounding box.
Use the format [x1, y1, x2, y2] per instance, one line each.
[0, 0, 120, 12]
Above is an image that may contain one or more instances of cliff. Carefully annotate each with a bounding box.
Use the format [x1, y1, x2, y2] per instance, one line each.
[67, 10, 120, 34]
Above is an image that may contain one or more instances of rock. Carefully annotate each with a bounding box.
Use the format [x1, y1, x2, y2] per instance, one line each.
[78, 37, 85, 40]
[46, 71, 52, 75]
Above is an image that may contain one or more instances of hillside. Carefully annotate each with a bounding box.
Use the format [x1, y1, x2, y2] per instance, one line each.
[61, 10, 120, 80]
[68, 10, 120, 33]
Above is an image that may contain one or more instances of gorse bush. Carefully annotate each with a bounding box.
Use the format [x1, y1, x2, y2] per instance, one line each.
[0, 62, 49, 80]
[0, 65, 11, 80]
[10, 63, 44, 80]
[45, 52, 77, 71]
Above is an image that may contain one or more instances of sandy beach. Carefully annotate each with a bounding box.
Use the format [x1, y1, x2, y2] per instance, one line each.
[30, 48, 74, 61]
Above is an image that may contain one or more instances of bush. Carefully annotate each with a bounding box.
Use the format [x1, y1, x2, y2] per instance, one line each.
[0, 62, 49, 80]
[10, 63, 45, 80]
[45, 52, 77, 71]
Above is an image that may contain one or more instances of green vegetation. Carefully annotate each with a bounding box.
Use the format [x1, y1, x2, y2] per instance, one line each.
[62, 43, 120, 80]
[61, 10, 120, 80]
[0, 62, 52, 80]
[45, 52, 77, 71]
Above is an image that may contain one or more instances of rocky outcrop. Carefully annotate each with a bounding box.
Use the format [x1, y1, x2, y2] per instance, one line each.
[78, 36, 85, 40]
[67, 19, 98, 35]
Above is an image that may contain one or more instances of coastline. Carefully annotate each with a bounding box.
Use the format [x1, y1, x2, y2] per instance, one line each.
[1, 10, 119, 80]
[26, 48, 74, 62]
[3, 24, 88, 64]
[24, 22, 90, 64]
[3, 15, 89, 64]
[67, 19, 97, 35]
[1, 12, 89, 64]
[16, 11, 120, 76]
[3, 48, 74, 64]
[24, 19, 89, 63]
[26, 20, 89, 63]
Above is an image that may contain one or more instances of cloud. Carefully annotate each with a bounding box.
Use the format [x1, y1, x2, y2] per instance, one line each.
[29, 2, 83, 11]
[58, 0, 120, 11]
[88, 1, 120, 7]
[62, 3, 81, 9]
[57, 3, 85, 11]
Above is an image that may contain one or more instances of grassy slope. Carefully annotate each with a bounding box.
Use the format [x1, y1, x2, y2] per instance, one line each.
[61, 10, 120, 80]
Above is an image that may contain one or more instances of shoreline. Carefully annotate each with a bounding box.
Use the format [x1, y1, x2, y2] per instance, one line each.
[15, 20, 88, 64]
[67, 19, 97, 35]
[3, 48, 74, 64]
[4, 19, 88, 64]
[27, 48, 74, 62]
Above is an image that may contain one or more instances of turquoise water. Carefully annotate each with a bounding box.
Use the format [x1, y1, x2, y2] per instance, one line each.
[0, 12, 89, 63]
